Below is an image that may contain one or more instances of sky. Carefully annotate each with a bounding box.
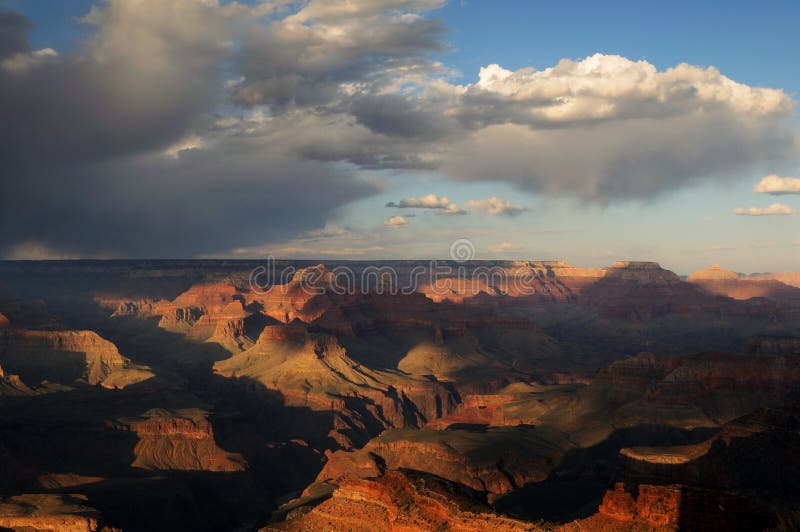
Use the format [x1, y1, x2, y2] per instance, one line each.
[0, 0, 798, 274]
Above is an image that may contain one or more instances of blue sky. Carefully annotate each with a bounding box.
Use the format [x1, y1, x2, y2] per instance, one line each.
[440, 1, 800, 91]
[1, 0, 798, 272]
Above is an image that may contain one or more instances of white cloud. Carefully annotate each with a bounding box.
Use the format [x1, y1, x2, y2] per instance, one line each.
[1, 47, 58, 72]
[387, 194, 452, 208]
[386, 194, 466, 214]
[753, 174, 800, 195]
[487, 242, 524, 253]
[733, 203, 794, 216]
[162, 134, 207, 159]
[440, 203, 467, 215]
[385, 215, 410, 227]
[465, 197, 529, 216]
[439, 55, 797, 202]
[458, 54, 791, 127]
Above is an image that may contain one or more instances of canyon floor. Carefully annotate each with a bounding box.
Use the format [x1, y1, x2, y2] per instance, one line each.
[0, 260, 799, 531]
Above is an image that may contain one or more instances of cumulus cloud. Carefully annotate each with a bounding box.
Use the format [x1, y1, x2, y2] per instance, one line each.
[387, 194, 451, 208]
[385, 215, 410, 227]
[457, 55, 791, 128]
[293, 52, 796, 200]
[465, 197, 529, 216]
[733, 203, 794, 216]
[753, 174, 800, 195]
[440, 55, 795, 201]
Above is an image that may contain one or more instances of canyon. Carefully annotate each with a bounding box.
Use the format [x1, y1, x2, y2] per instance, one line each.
[0, 259, 798, 531]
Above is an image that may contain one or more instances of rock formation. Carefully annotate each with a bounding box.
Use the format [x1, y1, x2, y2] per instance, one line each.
[688, 264, 800, 303]
[270, 471, 539, 531]
[0, 493, 109, 532]
[746, 271, 800, 288]
[248, 265, 338, 323]
[128, 408, 246, 471]
[573, 482, 772, 531]
[0, 329, 153, 388]
[316, 425, 564, 496]
[0, 260, 798, 531]
[214, 323, 458, 448]
[686, 264, 740, 281]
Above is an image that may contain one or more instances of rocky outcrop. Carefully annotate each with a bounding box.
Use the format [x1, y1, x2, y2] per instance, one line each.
[0, 329, 153, 388]
[157, 280, 244, 332]
[688, 265, 800, 303]
[593, 351, 800, 431]
[619, 408, 800, 498]
[95, 296, 162, 317]
[686, 265, 740, 281]
[425, 393, 518, 428]
[247, 264, 338, 323]
[317, 425, 563, 496]
[746, 271, 800, 288]
[128, 408, 245, 472]
[107, 281, 268, 354]
[0, 364, 35, 396]
[582, 262, 713, 319]
[272, 471, 539, 531]
[0, 493, 106, 532]
[194, 300, 264, 352]
[578, 482, 771, 531]
[214, 324, 458, 448]
[416, 261, 604, 303]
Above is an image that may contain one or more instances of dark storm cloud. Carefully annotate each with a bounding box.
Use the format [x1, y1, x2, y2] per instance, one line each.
[231, 4, 447, 109]
[0, 1, 382, 258]
[349, 94, 455, 140]
[2, 142, 378, 257]
[0, 11, 31, 59]
[0, 1, 232, 168]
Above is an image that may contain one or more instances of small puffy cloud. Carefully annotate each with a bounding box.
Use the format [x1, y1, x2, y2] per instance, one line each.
[487, 242, 524, 253]
[386, 194, 466, 214]
[440, 203, 467, 215]
[465, 197, 529, 216]
[753, 174, 800, 195]
[733, 203, 794, 216]
[385, 215, 410, 227]
[387, 194, 451, 208]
